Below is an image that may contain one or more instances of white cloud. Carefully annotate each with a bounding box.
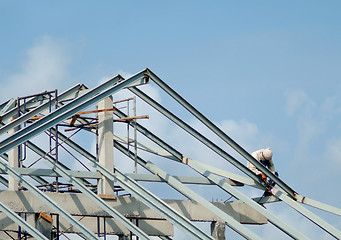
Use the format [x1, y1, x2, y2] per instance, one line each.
[2, 36, 71, 102]
[284, 89, 314, 117]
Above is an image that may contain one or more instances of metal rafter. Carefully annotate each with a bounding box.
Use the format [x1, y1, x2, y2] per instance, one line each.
[272, 188, 341, 239]
[115, 141, 263, 240]
[146, 69, 296, 197]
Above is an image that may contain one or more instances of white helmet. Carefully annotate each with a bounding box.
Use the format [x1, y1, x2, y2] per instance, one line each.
[262, 148, 272, 160]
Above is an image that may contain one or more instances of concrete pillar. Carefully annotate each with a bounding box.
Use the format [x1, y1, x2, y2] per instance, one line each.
[97, 96, 115, 195]
[8, 116, 21, 191]
[211, 221, 226, 240]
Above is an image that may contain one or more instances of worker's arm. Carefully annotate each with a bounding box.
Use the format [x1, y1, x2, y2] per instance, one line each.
[268, 158, 275, 174]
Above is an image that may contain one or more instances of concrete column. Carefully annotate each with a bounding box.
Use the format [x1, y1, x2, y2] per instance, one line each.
[97, 96, 115, 195]
[8, 116, 21, 191]
[211, 221, 226, 240]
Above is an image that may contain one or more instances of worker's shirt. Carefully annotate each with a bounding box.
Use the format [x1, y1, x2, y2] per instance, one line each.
[247, 149, 275, 175]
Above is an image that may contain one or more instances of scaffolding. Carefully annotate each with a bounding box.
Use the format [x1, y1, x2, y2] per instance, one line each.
[0, 68, 339, 240]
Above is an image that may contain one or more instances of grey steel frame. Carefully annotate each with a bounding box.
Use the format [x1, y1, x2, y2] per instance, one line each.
[114, 141, 263, 240]
[25, 139, 151, 240]
[113, 101, 339, 239]
[0, 158, 100, 240]
[0, 69, 149, 154]
[129, 73, 341, 239]
[0, 68, 339, 239]
[145, 69, 296, 197]
[54, 131, 214, 240]
[0, 201, 48, 240]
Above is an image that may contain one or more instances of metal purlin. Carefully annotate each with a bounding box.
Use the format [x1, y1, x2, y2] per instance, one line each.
[53, 131, 215, 240]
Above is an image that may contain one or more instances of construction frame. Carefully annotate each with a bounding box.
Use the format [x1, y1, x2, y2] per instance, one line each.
[0, 68, 339, 239]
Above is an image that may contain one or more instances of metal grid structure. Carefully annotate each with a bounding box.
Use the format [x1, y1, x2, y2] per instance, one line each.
[0, 68, 339, 239]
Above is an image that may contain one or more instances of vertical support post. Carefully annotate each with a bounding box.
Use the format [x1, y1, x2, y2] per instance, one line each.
[211, 221, 225, 240]
[133, 96, 138, 173]
[8, 115, 21, 191]
[118, 235, 130, 240]
[97, 96, 115, 195]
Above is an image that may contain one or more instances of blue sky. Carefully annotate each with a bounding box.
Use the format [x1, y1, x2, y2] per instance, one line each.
[1, 1, 341, 239]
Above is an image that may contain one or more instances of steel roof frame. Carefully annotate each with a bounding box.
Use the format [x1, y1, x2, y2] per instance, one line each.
[55, 110, 310, 239]
[129, 77, 341, 239]
[0, 68, 339, 239]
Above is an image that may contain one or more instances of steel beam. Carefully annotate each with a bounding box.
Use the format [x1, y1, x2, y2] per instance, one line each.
[3, 167, 101, 179]
[187, 158, 309, 240]
[146, 69, 296, 198]
[295, 194, 341, 216]
[0, 191, 265, 224]
[194, 161, 264, 190]
[126, 173, 242, 186]
[0, 98, 16, 118]
[0, 201, 48, 240]
[113, 108, 183, 161]
[272, 188, 341, 239]
[115, 141, 263, 240]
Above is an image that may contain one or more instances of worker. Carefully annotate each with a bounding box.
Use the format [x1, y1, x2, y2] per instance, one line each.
[247, 148, 276, 184]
